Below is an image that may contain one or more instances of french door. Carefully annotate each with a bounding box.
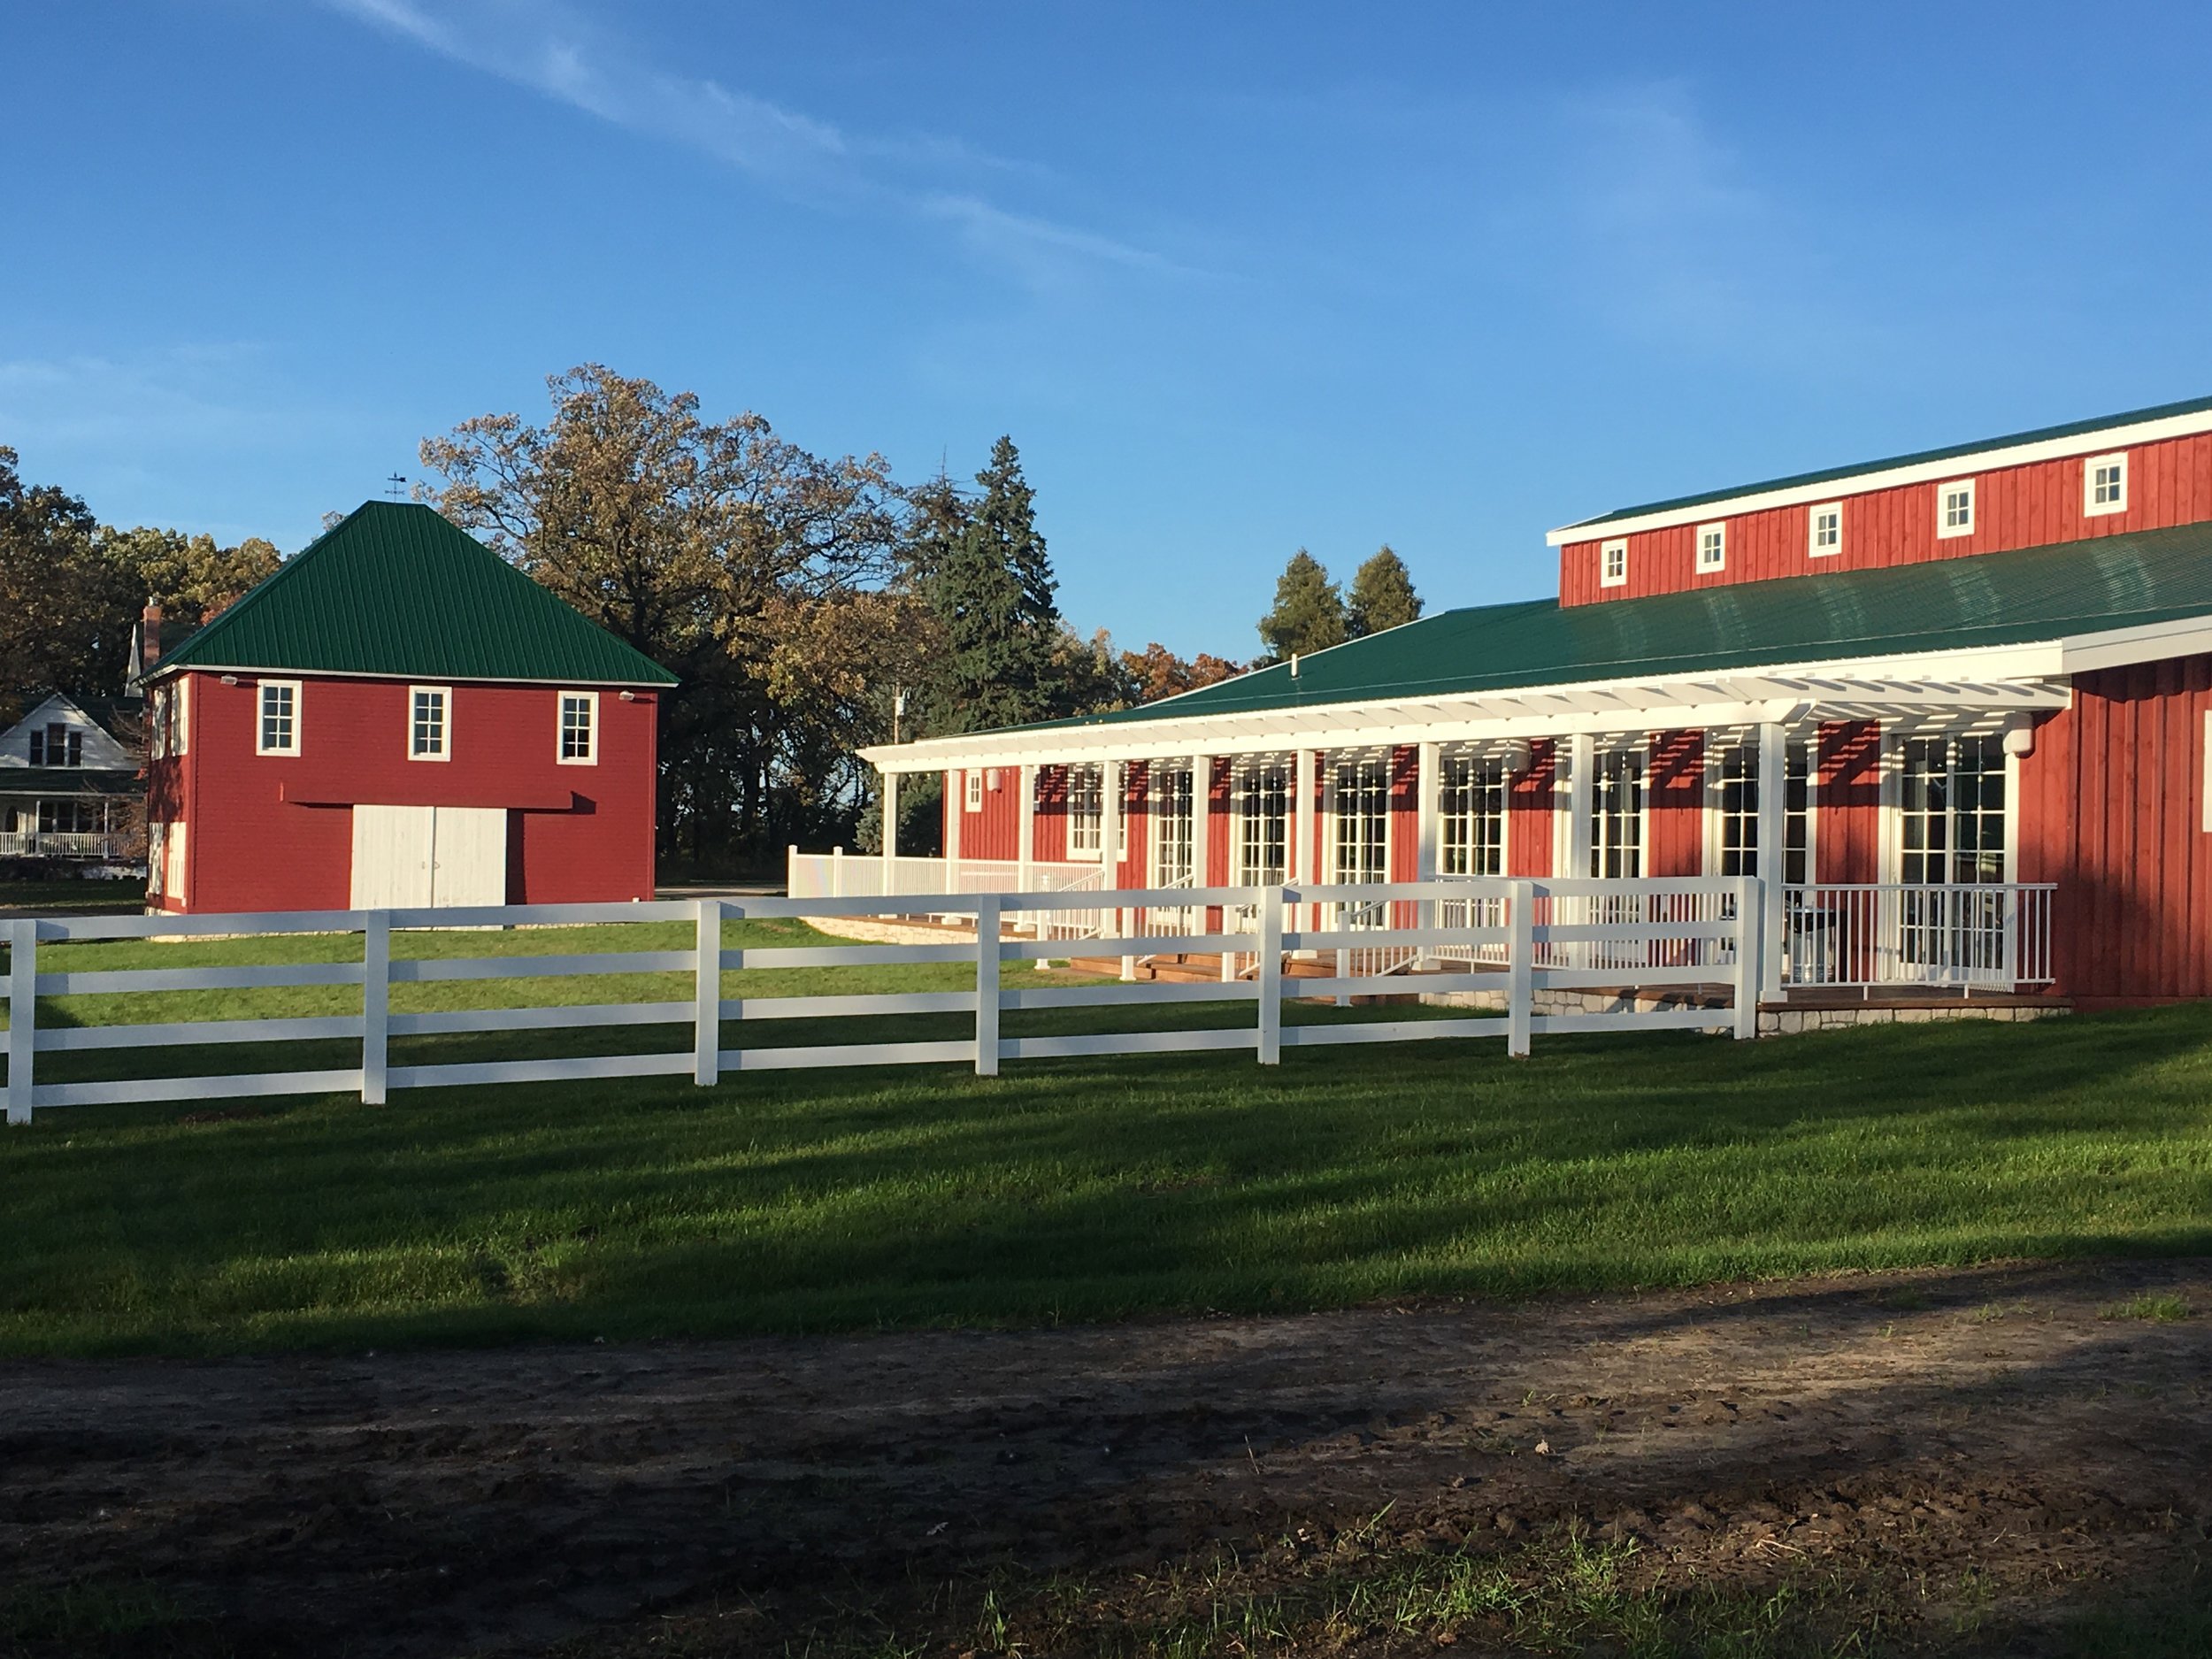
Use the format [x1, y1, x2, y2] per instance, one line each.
[1895, 733, 2010, 983]
[1332, 757, 1389, 928]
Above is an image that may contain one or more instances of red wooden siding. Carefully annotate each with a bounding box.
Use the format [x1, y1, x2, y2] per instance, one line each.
[1032, 764, 1069, 863]
[152, 672, 658, 913]
[1559, 429, 2212, 606]
[942, 765, 1023, 860]
[1647, 730, 1704, 876]
[2020, 655, 2212, 1003]
[1507, 739, 1556, 878]
[1815, 721, 1882, 884]
[1115, 762, 1150, 888]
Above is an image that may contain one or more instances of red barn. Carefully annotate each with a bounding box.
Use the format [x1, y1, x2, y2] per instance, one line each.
[845, 393, 2212, 1011]
[142, 502, 675, 913]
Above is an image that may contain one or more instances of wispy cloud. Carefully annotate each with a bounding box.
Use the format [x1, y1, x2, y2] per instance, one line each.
[323, 0, 1177, 283]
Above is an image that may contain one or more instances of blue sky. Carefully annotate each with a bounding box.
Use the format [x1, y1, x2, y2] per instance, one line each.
[8, 2, 2212, 658]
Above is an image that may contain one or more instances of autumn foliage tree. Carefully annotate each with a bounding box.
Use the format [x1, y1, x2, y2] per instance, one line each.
[419, 365, 923, 868]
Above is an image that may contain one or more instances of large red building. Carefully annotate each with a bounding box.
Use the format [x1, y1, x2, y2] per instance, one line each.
[853, 393, 2212, 1008]
[144, 502, 674, 913]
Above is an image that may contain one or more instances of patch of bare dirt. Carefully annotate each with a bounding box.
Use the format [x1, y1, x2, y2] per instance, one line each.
[1, 1259, 2208, 1655]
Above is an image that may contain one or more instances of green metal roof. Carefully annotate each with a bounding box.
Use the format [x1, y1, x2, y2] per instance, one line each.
[1041, 521, 2212, 732]
[151, 503, 676, 687]
[1566, 391, 2212, 532]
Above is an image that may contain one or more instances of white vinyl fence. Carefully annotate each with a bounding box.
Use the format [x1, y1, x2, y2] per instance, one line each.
[2, 879, 1765, 1125]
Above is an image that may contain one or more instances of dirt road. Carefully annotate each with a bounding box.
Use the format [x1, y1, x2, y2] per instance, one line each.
[2, 1258, 2207, 1655]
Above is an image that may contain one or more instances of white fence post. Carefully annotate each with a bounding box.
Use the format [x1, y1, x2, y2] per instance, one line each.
[975, 895, 1001, 1076]
[6, 918, 35, 1125]
[1256, 887, 1285, 1064]
[360, 911, 389, 1106]
[1507, 880, 1533, 1058]
[694, 896, 722, 1086]
[1734, 875, 1764, 1041]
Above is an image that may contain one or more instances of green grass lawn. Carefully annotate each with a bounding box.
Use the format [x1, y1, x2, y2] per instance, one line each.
[0, 900, 2208, 1356]
[0, 877, 144, 914]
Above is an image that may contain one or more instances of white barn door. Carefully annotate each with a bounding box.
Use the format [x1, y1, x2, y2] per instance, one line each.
[350, 806, 434, 909]
[350, 805, 508, 908]
[427, 807, 508, 906]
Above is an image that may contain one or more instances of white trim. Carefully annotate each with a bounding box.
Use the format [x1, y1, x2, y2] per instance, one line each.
[1546, 403, 2212, 545]
[1696, 521, 1726, 573]
[1600, 538, 1628, 588]
[255, 679, 302, 757]
[408, 684, 451, 761]
[144, 665, 670, 690]
[2084, 450, 2128, 517]
[2204, 711, 2212, 833]
[1937, 478, 1977, 539]
[1808, 502, 1842, 558]
[557, 689, 599, 766]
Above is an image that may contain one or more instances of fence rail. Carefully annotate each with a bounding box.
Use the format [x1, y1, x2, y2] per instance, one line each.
[0, 832, 132, 860]
[0, 879, 1769, 1125]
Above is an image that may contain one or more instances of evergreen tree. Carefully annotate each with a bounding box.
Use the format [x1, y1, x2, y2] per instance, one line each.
[1346, 544, 1422, 638]
[922, 436, 1068, 731]
[1256, 549, 1347, 663]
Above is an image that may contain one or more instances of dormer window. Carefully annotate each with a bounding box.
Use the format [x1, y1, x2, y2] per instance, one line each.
[1809, 503, 1842, 557]
[1696, 522, 1726, 573]
[1938, 479, 1976, 539]
[2085, 451, 2127, 517]
[27, 724, 81, 767]
[1600, 539, 1627, 588]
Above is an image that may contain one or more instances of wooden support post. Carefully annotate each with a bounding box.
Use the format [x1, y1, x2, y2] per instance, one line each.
[1757, 720, 1787, 1003]
[1734, 875, 1764, 1041]
[1189, 752, 1210, 933]
[360, 911, 389, 1106]
[974, 895, 1001, 1076]
[945, 769, 963, 887]
[1256, 887, 1284, 1064]
[1507, 879, 1533, 1058]
[1294, 749, 1317, 936]
[6, 918, 35, 1125]
[831, 844, 845, 898]
[694, 896, 722, 1086]
[1567, 732, 1594, 879]
[1017, 763, 1035, 894]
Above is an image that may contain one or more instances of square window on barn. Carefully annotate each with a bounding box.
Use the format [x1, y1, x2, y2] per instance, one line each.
[257, 680, 301, 756]
[1600, 540, 1628, 588]
[1696, 522, 1726, 572]
[2085, 451, 2128, 517]
[557, 691, 597, 764]
[1809, 503, 1842, 557]
[410, 687, 449, 760]
[1938, 479, 1976, 539]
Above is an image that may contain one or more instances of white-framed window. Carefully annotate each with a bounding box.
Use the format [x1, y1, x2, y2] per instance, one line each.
[257, 680, 301, 756]
[1151, 765, 1194, 886]
[1898, 733, 2008, 885]
[1589, 748, 1645, 878]
[1233, 760, 1289, 885]
[409, 686, 450, 760]
[1809, 503, 1842, 558]
[2085, 451, 2128, 517]
[1330, 757, 1390, 889]
[1601, 539, 1628, 588]
[557, 691, 597, 764]
[1938, 479, 1976, 539]
[1066, 764, 1103, 856]
[28, 724, 82, 767]
[1696, 522, 1726, 572]
[155, 680, 190, 758]
[1710, 738, 1814, 885]
[963, 769, 983, 812]
[1439, 751, 1508, 877]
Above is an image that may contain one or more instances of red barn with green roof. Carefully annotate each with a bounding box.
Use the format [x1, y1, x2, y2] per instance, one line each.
[142, 502, 675, 914]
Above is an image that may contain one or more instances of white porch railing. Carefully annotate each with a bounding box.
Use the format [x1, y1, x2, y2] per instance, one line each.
[1780, 884, 2055, 991]
[786, 849, 1101, 901]
[2, 879, 1767, 1125]
[0, 833, 130, 860]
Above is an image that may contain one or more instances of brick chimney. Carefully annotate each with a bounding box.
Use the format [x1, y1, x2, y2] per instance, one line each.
[140, 601, 163, 680]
